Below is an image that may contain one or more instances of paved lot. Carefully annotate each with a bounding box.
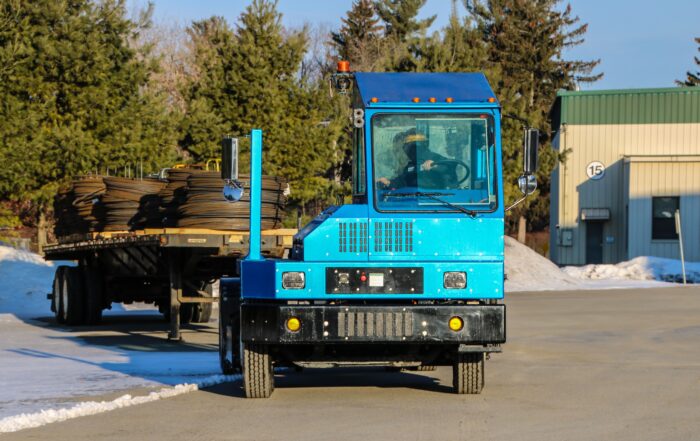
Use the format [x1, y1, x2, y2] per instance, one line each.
[7, 286, 700, 441]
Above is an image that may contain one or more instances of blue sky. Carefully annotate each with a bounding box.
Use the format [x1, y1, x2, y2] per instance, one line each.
[131, 0, 700, 90]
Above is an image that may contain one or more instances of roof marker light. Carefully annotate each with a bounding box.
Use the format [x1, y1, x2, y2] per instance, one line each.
[429, 97, 436, 103]
[337, 60, 350, 73]
[371, 97, 379, 103]
[488, 97, 496, 103]
[412, 97, 420, 103]
[445, 97, 454, 103]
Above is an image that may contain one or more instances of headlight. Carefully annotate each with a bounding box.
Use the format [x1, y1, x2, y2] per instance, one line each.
[443, 271, 466, 289]
[282, 271, 305, 289]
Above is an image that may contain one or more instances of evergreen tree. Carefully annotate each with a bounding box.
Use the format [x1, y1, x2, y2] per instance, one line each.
[180, 1, 344, 210]
[374, 0, 436, 71]
[330, 0, 384, 71]
[465, 0, 602, 231]
[0, 0, 177, 223]
[677, 37, 700, 86]
[374, 0, 435, 41]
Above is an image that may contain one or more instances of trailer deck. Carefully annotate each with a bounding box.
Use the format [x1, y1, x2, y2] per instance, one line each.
[43, 228, 295, 340]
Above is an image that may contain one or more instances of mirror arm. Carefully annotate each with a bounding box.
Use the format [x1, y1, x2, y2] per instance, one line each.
[505, 193, 529, 212]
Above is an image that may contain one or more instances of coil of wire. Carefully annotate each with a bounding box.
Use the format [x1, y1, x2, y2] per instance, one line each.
[174, 170, 288, 230]
[102, 177, 165, 231]
[53, 176, 106, 236]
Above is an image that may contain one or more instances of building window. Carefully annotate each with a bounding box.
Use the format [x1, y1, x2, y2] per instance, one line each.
[652, 197, 679, 240]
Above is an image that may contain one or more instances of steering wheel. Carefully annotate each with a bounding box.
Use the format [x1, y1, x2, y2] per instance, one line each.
[425, 159, 470, 185]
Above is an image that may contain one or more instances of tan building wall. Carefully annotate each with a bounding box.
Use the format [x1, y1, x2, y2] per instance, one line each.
[625, 157, 700, 261]
[550, 123, 700, 265]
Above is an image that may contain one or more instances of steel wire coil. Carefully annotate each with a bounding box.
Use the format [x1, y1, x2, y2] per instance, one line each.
[54, 176, 106, 235]
[171, 170, 288, 230]
[102, 177, 165, 231]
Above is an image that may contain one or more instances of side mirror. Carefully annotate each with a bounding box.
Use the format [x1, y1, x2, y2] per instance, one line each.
[221, 137, 239, 181]
[523, 128, 539, 175]
[518, 174, 537, 195]
[221, 137, 244, 202]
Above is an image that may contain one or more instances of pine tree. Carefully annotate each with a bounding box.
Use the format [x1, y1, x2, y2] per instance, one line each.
[374, 0, 435, 41]
[420, 1, 491, 73]
[0, 0, 177, 225]
[180, 1, 345, 211]
[330, 0, 384, 71]
[465, 0, 602, 231]
[677, 37, 700, 86]
[374, 0, 436, 71]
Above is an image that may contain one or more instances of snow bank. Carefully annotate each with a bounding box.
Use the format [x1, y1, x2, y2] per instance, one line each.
[0, 245, 66, 317]
[504, 236, 582, 292]
[564, 256, 700, 284]
[0, 374, 240, 433]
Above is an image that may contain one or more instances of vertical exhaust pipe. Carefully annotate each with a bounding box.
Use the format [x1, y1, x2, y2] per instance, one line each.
[247, 129, 263, 261]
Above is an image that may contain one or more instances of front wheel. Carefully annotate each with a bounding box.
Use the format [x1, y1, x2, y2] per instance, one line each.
[453, 352, 484, 394]
[243, 343, 274, 398]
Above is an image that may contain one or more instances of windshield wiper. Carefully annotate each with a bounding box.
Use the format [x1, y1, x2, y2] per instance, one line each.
[384, 191, 478, 217]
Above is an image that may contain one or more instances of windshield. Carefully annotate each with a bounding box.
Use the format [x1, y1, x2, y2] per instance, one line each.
[372, 113, 497, 212]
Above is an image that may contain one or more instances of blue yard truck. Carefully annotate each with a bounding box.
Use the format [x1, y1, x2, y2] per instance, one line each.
[218, 63, 539, 397]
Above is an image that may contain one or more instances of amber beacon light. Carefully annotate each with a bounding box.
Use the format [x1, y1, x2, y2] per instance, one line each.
[337, 60, 351, 73]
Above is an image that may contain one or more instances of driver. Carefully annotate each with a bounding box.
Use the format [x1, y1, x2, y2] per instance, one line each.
[377, 129, 450, 189]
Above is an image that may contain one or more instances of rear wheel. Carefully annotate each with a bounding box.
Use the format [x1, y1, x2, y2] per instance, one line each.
[62, 267, 85, 325]
[83, 267, 104, 325]
[453, 352, 484, 394]
[191, 283, 213, 323]
[52, 266, 69, 323]
[243, 343, 274, 398]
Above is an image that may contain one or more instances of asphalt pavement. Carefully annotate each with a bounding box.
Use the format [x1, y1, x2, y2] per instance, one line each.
[7, 286, 700, 441]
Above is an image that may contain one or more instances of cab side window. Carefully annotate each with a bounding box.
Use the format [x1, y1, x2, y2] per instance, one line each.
[352, 128, 366, 198]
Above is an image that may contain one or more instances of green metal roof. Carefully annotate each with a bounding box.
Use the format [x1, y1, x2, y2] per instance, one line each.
[551, 86, 700, 129]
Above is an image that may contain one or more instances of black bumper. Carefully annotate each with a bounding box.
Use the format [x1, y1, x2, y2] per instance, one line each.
[240, 304, 505, 344]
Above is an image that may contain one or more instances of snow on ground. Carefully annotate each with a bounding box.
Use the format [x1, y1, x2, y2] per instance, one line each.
[0, 245, 229, 431]
[563, 256, 700, 284]
[504, 237, 678, 292]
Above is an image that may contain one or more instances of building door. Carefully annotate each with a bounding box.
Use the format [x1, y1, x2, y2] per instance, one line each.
[585, 222, 604, 264]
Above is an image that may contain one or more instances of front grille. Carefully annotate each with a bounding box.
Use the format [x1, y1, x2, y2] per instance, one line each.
[373, 221, 413, 253]
[337, 310, 413, 338]
[338, 222, 368, 253]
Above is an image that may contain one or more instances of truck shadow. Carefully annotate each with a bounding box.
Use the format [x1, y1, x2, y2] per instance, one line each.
[206, 367, 452, 397]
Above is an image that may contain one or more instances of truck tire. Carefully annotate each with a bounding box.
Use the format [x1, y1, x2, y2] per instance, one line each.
[52, 266, 69, 323]
[62, 267, 85, 326]
[191, 283, 213, 323]
[243, 343, 274, 398]
[83, 268, 104, 325]
[413, 365, 437, 371]
[453, 352, 484, 394]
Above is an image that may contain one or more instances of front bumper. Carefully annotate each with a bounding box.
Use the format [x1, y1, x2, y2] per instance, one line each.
[240, 304, 505, 344]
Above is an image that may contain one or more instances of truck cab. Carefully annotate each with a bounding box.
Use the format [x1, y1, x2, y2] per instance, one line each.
[220, 68, 536, 398]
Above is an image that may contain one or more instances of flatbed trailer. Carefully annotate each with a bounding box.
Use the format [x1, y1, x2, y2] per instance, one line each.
[43, 228, 295, 340]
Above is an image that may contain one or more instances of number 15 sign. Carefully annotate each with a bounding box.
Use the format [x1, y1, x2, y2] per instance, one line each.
[586, 161, 605, 180]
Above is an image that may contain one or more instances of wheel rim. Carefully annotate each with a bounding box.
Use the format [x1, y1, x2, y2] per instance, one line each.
[61, 273, 69, 322]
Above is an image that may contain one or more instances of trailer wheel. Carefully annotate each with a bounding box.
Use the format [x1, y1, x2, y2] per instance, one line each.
[243, 343, 274, 398]
[191, 283, 213, 323]
[83, 268, 104, 325]
[52, 266, 69, 323]
[218, 297, 240, 375]
[62, 267, 85, 326]
[453, 352, 484, 394]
